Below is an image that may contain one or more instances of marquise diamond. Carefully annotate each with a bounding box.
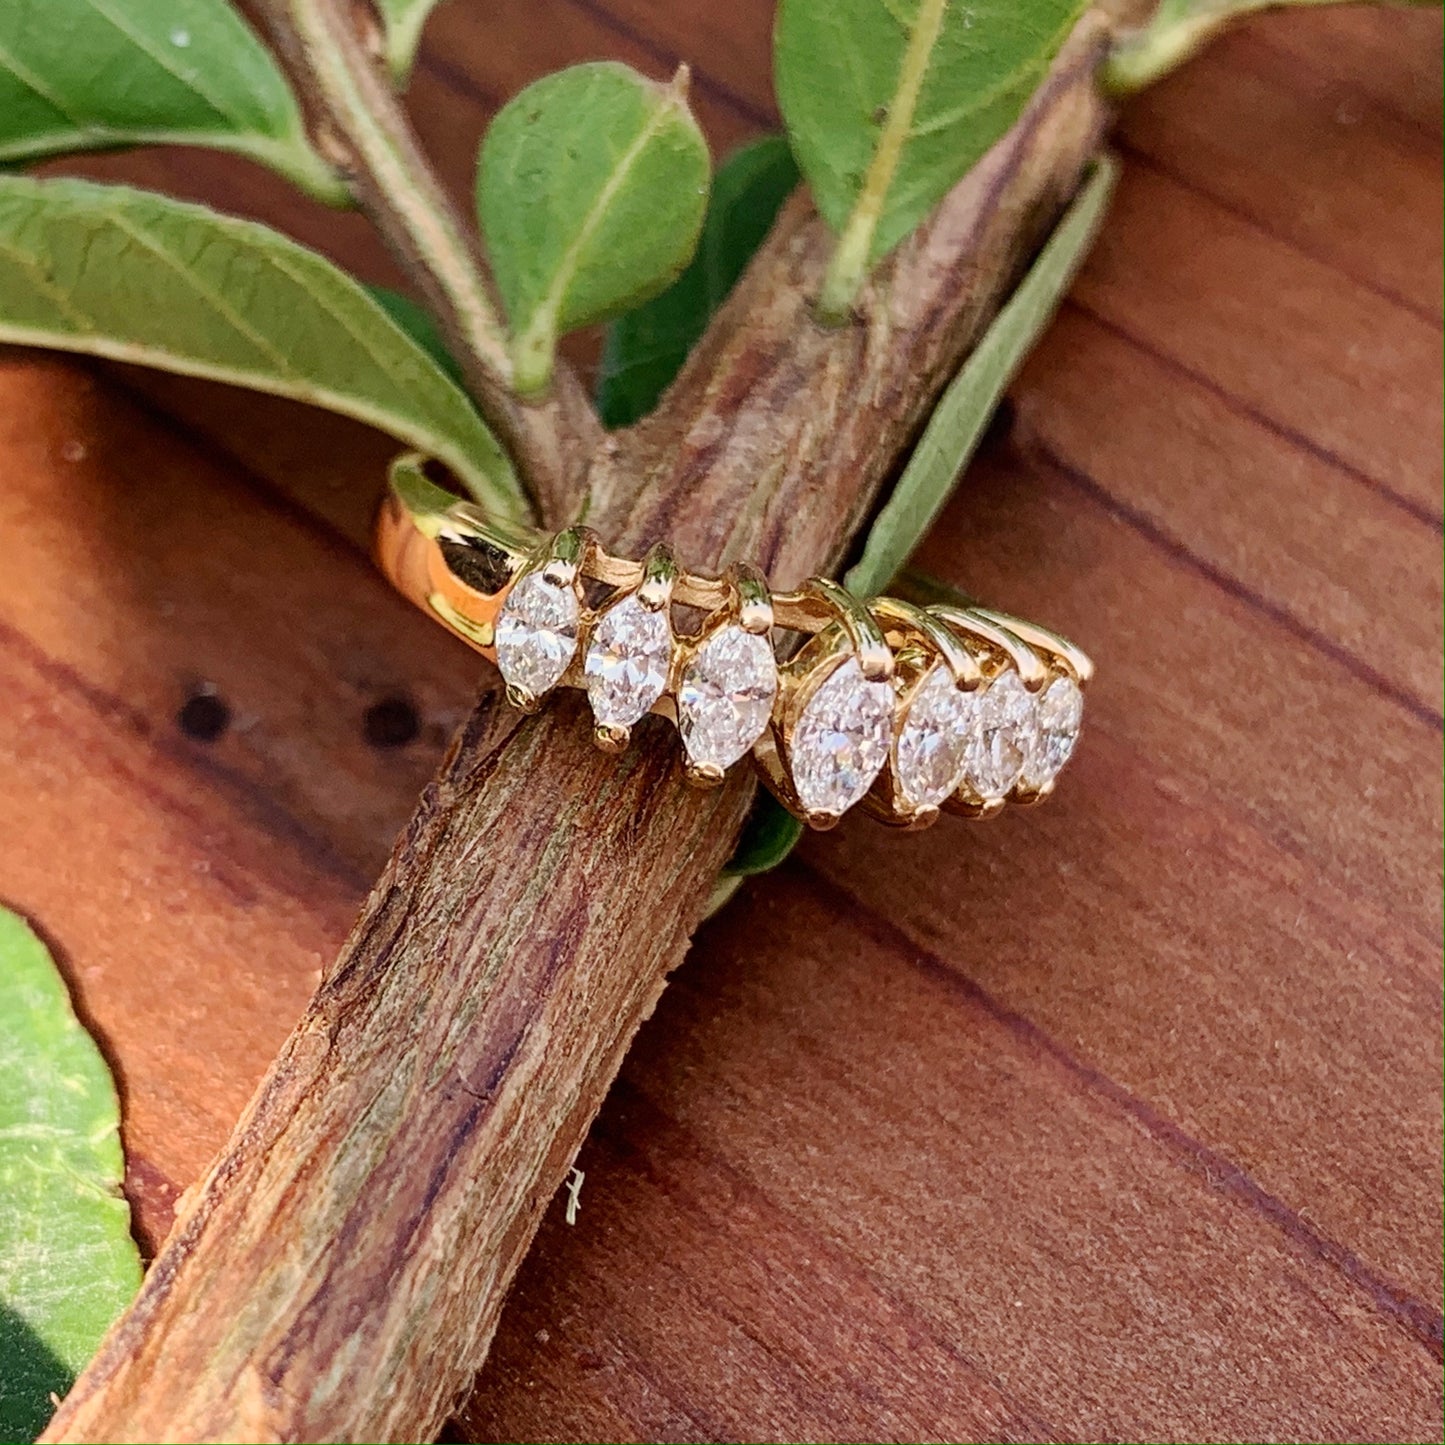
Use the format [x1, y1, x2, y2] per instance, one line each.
[495, 572, 579, 698]
[893, 666, 978, 810]
[1022, 675, 1083, 789]
[789, 656, 894, 817]
[584, 593, 672, 728]
[678, 625, 778, 772]
[964, 670, 1039, 800]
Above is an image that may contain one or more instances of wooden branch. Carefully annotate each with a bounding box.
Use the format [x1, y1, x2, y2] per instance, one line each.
[43, 16, 1121, 1442]
[246, 0, 602, 523]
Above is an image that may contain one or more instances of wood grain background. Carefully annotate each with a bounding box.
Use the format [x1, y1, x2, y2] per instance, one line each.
[2, 2, 1440, 1440]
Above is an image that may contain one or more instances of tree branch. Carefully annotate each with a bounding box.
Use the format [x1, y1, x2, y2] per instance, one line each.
[43, 13, 1124, 1442]
[248, 0, 602, 524]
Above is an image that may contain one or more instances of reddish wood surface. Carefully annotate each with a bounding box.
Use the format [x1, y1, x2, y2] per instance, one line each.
[3, 3, 1440, 1440]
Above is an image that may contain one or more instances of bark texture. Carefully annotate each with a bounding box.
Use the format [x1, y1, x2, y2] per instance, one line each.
[44, 18, 1119, 1443]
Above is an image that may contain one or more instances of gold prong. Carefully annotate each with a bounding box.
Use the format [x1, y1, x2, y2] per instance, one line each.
[593, 722, 631, 753]
[540, 525, 592, 587]
[929, 605, 1048, 691]
[504, 682, 540, 714]
[870, 597, 982, 689]
[1011, 777, 1055, 807]
[729, 563, 774, 635]
[683, 758, 726, 789]
[972, 607, 1094, 686]
[802, 808, 842, 832]
[803, 578, 893, 681]
[637, 542, 679, 612]
[944, 791, 1008, 820]
[902, 804, 941, 831]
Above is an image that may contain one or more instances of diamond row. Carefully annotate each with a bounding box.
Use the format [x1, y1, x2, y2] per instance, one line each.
[492, 555, 1086, 830]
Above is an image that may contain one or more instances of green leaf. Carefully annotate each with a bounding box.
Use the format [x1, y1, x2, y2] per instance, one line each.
[373, 0, 444, 84]
[597, 134, 799, 428]
[844, 154, 1117, 597]
[775, 0, 1086, 318]
[386, 451, 465, 537]
[0, 0, 344, 204]
[0, 906, 141, 1442]
[477, 61, 711, 395]
[0, 175, 527, 521]
[367, 284, 466, 389]
[725, 796, 805, 877]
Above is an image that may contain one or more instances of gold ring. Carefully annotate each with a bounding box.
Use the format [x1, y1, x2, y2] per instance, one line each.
[374, 474, 1091, 831]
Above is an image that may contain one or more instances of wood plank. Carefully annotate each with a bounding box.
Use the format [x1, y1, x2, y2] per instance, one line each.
[1072, 161, 1443, 520]
[0, 356, 474, 880]
[0, 615, 352, 1252]
[1020, 304, 1443, 711]
[1117, 11, 1444, 322]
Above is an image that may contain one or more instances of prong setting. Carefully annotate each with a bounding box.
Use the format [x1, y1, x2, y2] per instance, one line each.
[593, 722, 631, 754]
[637, 542, 679, 612]
[393, 503, 1089, 833]
[730, 563, 775, 636]
[683, 758, 726, 789]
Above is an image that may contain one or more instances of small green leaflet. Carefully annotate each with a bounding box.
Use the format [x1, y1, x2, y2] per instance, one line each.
[477, 61, 711, 395]
[775, 0, 1087, 317]
[845, 153, 1117, 596]
[368, 284, 466, 388]
[722, 797, 804, 878]
[597, 135, 799, 428]
[0, 0, 343, 204]
[372, 0, 444, 84]
[0, 907, 141, 1443]
[1102, 0, 1437, 93]
[387, 452, 467, 538]
[0, 176, 525, 522]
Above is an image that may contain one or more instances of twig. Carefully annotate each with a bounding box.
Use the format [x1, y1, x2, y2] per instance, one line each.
[248, 0, 602, 523]
[43, 12, 1126, 1442]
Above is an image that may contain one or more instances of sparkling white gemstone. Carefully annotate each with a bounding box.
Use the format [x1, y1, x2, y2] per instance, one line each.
[677, 624, 778, 772]
[788, 656, 895, 817]
[584, 592, 672, 728]
[964, 669, 1039, 800]
[495, 571, 579, 698]
[1022, 674, 1083, 790]
[893, 666, 979, 810]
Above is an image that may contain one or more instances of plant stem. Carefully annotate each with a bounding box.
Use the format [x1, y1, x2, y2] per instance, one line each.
[250, 0, 601, 523]
[41, 16, 1122, 1443]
